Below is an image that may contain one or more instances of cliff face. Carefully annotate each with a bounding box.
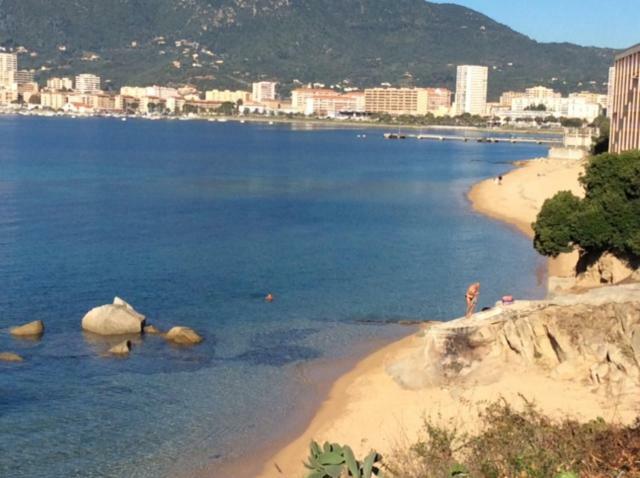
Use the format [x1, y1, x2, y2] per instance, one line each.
[388, 284, 640, 422]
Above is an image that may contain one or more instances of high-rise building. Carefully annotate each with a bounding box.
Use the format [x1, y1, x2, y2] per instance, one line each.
[607, 66, 616, 118]
[610, 44, 640, 153]
[455, 65, 488, 115]
[252, 81, 277, 102]
[75, 73, 101, 93]
[292, 88, 364, 116]
[0, 52, 18, 90]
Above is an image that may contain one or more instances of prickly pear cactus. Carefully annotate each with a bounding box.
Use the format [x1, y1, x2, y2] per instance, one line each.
[304, 441, 383, 478]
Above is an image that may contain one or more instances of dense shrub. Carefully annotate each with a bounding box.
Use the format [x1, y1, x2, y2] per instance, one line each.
[386, 401, 640, 478]
[532, 151, 640, 258]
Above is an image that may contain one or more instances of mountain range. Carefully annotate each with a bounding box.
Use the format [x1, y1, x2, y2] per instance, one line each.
[0, 0, 618, 98]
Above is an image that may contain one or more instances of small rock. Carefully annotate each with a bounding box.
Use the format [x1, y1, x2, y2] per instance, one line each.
[108, 340, 132, 356]
[143, 325, 162, 335]
[0, 352, 24, 362]
[10, 320, 45, 337]
[165, 326, 203, 345]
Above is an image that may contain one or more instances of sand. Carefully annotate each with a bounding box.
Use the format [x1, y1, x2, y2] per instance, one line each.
[253, 157, 606, 477]
[467, 157, 586, 277]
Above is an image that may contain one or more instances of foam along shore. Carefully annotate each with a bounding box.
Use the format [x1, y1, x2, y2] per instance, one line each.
[257, 283, 640, 478]
[467, 157, 585, 280]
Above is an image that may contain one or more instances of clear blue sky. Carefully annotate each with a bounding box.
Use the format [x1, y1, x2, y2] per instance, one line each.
[430, 0, 639, 49]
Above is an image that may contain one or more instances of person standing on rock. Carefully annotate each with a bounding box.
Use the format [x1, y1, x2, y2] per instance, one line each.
[465, 282, 480, 318]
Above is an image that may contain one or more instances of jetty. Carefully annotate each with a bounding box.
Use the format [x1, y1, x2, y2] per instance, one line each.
[383, 133, 562, 145]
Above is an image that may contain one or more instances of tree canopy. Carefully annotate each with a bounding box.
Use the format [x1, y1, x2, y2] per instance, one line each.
[532, 151, 640, 258]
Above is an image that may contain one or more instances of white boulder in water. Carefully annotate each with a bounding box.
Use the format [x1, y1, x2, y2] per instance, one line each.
[81, 297, 146, 335]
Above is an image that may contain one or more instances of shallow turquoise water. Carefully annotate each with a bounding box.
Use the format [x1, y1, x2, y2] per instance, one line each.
[0, 117, 549, 477]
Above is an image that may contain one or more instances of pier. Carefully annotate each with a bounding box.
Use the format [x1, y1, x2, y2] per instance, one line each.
[383, 133, 562, 145]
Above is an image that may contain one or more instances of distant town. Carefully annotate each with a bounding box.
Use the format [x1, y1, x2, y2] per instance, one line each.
[0, 44, 638, 155]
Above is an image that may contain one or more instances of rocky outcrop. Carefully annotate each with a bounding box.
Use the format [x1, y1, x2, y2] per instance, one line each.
[388, 284, 640, 401]
[81, 297, 146, 335]
[575, 252, 636, 288]
[0, 352, 24, 362]
[10, 320, 44, 337]
[165, 326, 203, 345]
[108, 340, 132, 356]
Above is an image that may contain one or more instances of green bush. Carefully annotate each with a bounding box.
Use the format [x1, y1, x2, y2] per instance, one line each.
[533, 151, 640, 258]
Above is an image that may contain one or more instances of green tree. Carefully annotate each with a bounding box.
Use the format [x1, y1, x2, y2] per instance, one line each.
[533, 151, 640, 258]
[533, 191, 582, 256]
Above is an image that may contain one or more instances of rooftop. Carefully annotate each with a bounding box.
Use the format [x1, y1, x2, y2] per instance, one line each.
[615, 43, 640, 61]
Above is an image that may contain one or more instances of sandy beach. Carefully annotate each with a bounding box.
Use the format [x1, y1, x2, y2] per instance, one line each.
[467, 157, 585, 278]
[255, 157, 598, 478]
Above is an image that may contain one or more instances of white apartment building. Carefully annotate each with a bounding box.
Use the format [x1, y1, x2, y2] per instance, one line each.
[252, 81, 277, 102]
[607, 66, 616, 118]
[47, 77, 74, 90]
[205, 89, 251, 103]
[75, 74, 101, 93]
[0, 52, 18, 90]
[120, 85, 178, 100]
[455, 65, 488, 115]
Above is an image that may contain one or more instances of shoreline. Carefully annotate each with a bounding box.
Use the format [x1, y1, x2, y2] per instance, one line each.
[253, 155, 588, 478]
[0, 109, 563, 136]
[467, 156, 585, 279]
[185, 329, 418, 478]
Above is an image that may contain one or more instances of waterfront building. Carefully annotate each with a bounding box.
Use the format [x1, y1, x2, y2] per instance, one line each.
[143, 85, 179, 100]
[292, 88, 364, 116]
[607, 66, 616, 118]
[610, 43, 640, 153]
[205, 89, 251, 103]
[17, 82, 39, 103]
[425, 88, 453, 114]
[40, 90, 67, 110]
[166, 96, 186, 113]
[252, 81, 277, 102]
[75, 74, 101, 93]
[455, 65, 488, 115]
[47, 77, 73, 91]
[0, 52, 17, 90]
[88, 93, 122, 111]
[364, 87, 429, 115]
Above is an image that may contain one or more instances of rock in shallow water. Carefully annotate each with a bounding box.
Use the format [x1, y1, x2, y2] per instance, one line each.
[81, 297, 145, 336]
[108, 340, 132, 356]
[143, 324, 162, 335]
[165, 326, 203, 345]
[10, 320, 44, 337]
[0, 352, 24, 362]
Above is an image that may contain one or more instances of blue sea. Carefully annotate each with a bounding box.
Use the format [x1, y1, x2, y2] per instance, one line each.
[0, 116, 549, 477]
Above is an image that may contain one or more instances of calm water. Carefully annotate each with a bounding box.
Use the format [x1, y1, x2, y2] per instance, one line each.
[0, 117, 548, 477]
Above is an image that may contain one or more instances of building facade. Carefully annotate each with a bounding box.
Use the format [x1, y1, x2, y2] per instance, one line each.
[205, 89, 251, 103]
[0, 52, 17, 90]
[291, 88, 364, 116]
[252, 81, 277, 102]
[75, 74, 101, 93]
[47, 77, 74, 90]
[364, 88, 429, 115]
[455, 65, 488, 115]
[610, 44, 640, 153]
[607, 66, 616, 118]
